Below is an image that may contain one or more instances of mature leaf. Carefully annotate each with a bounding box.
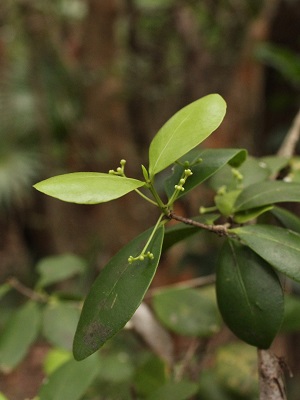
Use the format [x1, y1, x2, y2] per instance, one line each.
[215, 190, 241, 217]
[234, 181, 300, 212]
[73, 226, 164, 360]
[42, 302, 80, 350]
[38, 353, 99, 400]
[43, 348, 73, 376]
[165, 148, 246, 199]
[271, 206, 300, 233]
[135, 355, 167, 397]
[209, 156, 270, 192]
[152, 287, 220, 337]
[232, 224, 300, 281]
[162, 214, 220, 252]
[216, 239, 284, 349]
[0, 301, 41, 372]
[36, 253, 86, 288]
[146, 381, 199, 400]
[259, 156, 290, 177]
[34, 173, 145, 204]
[149, 94, 226, 177]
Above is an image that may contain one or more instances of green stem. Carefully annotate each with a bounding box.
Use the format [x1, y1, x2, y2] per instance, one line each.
[134, 188, 159, 206]
[148, 182, 169, 215]
[140, 213, 165, 255]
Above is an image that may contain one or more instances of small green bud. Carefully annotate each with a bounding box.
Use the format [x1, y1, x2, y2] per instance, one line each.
[184, 169, 193, 176]
[117, 167, 122, 173]
[184, 161, 190, 167]
[120, 159, 126, 166]
[128, 256, 134, 263]
[180, 178, 185, 185]
[139, 255, 144, 261]
[109, 169, 115, 174]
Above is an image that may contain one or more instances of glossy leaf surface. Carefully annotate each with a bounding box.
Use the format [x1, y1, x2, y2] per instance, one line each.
[232, 224, 300, 281]
[165, 148, 246, 199]
[149, 94, 226, 177]
[38, 353, 99, 400]
[34, 173, 144, 204]
[0, 301, 41, 372]
[216, 239, 284, 349]
[234, 181, 300, 212]
[73, 226, 164, 360]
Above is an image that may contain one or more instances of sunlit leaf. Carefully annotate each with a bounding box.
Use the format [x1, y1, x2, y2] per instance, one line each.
[216, 239, 284, 349]
[0, 301, 41, 372]
[43, 348, 72, 376]
[73, 226, 164, 360]
[149, 94, 226, 177]
[164, 148, 247, 199]
[36, 253, 86, 288]
[38, 353, 99, 400]
[152, 287, 220, 337]
[232, 224, 300, 282]
[234, 181, 300, 212]
[34, 173, 145, 204]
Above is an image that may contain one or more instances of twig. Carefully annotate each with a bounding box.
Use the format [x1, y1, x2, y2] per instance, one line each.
[7, 277, 48, 303]
[277, 108, 300, 157]
[169, 211, 229, 236]
[258, 349, 290, 400]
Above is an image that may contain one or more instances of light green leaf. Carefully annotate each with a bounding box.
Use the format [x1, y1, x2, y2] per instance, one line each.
[216, 240, 284, 349]
[73, 226, 164, 360]
[234, 205, 273, 224]
[149, 94, 226, 177]
[0, 393, 8, 400]
[38, 353, 99, 400]
[36, 253, 86, 288]
[232, 224, 300, 282]
[152, 287, 220, 337]
[234, 181, 300, 212]
[34, 172, 145, 204]
[0, 301, 41, 372]
[43, 348, 72, 376]
[42, 302, 80, 350]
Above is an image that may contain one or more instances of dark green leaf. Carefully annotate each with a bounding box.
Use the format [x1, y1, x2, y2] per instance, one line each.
[38, 353, 99, 400]
[42, 302, 80, 350]
[216, 239, 284, 349]
[281, 295, 300, 333]
[34, 173, 145, 204]
[209, 156, 270, 192]
[0, 301, 41, 372]
[234, 181, 300, 212]
[162, 214, 220, 252]
[165, 148, 247, 199]
[259, 156, 290, 177]
[73, 226, 164, 360]
[152, 287, 220, 337]
[135, 355, 167, 397]
[271, 206, 300, 233]
[149, 94, 226, 177]
[36, 253, 86, 288]
[232, 224, 300, 281]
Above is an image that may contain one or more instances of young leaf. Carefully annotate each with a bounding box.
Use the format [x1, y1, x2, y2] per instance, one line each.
[149, 94, 226, 177]
[271, 206, 300, 233]
[231, 224, 300, 282]
[216, 239, 284, 349]
[233, 181, 300, 212]
[165, 148, 247, 199]
[0, 301, 41, 373]
[38, 353, 100, 400]
[73, 226, 164, 360]
[36, 253, 86, 288]
[34, 173, 145, 204]
[233, 205, 273, 224]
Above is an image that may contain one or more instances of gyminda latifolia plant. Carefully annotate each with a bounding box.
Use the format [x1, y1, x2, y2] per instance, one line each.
[34, 93, 300, 365]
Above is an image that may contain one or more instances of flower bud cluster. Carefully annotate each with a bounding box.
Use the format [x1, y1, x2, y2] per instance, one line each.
[128, 251, 154, 264]
[109, 159, 127, 176]
[174, 169, 193, 192]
